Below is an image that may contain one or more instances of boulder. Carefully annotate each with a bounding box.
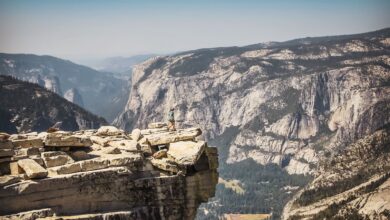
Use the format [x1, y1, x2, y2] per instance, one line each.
[106, 153, 143, 168]
[153, 149, 168, 159]
[168, 141, 206, 166]
[17, 159, 48, 179]
[131, 129, 142, 141]
[41, 151, 75, 168]
[0, 149, 14, 157]
[148, 122, 167, 129]
[44, 133, 92, 147]
[47, 163, 82, 176]
[140, 127, 169, 135]
[80, 159, 109, 171]
[96, 126, 124, 136]
[12, 138, 43, 148]
[145, 128, 202, 146]
[107, 140, 140, 152]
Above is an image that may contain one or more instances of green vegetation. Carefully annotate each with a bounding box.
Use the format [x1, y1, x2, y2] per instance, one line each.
[196, 127, 312, 220]
[0, 75, 106, 132]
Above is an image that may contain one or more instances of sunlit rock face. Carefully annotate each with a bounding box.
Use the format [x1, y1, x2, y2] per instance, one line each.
[114, 28, 390, 175]
[0, 125, 218, 220]
[282, 126, 390, 220]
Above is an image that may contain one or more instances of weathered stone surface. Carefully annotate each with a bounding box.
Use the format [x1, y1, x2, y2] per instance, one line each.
[0, 133, 10, 141]
[96, 126, 124, 136]
[131, 129, 142, 141]
[140, 127, 169, 135]
[45, 133, 92, 147]
[0, 175, 22, 187]
[30, 157, 45, 167]
[168, 141, 206, 166]
[150, 158, 181, 173]
[0, 126, 218, 220]
[47, 162, 82, 176]
[16, 148, 40, 157]
[205, 147, 219, 170]
[17, 159, 47, 179]
[2, 208, 54, 220]
[69, 150, 91, 161]
[11, 138, 43, 148]
[153, 149, 167, 159]
[107, 140, 140, 152]
[0, 149, 14, 157]
[106, 153, 143, 168]
[10, 162, 24, 175]
[148, 122, 167, 129]
[0, 140, 13, 149]
[102, 147, 121, 154]
[41, 151, 75, 168]
[90, 135, 109, 146]
[145, 128, 202, 146]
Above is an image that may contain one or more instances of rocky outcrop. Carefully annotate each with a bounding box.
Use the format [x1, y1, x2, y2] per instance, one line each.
[64, 88, 84, 107]
[0, 75, 106, 133]
[0, 53, 130, 122]
[0, 124, 218, 220]
[282, 126, 390, 220]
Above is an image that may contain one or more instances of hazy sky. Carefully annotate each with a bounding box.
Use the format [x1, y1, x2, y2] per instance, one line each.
[0, 0, 389, 61]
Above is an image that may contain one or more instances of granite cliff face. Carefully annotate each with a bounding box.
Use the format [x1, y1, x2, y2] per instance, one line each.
[114, 28, 390, 176]
[64, 88, 84, 107]
[0, 124, 218, 220]
[113, 28, 390, 218]
[0, 75, 106, 133]
[0, 53, 129, 122]
[282, 126, 390, 220]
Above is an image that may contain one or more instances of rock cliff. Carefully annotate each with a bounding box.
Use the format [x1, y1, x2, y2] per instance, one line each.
[0, 53, 129, 122]
[282, 125, 390, 220]
[0, 124, 218, 220]
[0, 75, 106, 133]
[114, 28, 390, 175]
[113, 28, 390, 218]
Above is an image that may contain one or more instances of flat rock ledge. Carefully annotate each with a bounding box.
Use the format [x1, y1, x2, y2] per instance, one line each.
[0, 124, 218, 220]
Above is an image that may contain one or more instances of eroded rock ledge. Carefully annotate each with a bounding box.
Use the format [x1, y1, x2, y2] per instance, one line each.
[0, 123, 218, 220]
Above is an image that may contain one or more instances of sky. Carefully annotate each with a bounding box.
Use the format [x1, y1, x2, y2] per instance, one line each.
[0, 0, 389, 61]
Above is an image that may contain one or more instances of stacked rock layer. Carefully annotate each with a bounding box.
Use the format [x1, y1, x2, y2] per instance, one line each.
[0, 124, 218, 220]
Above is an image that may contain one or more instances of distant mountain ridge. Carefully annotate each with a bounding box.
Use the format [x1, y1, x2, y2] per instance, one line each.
[0, 53, 130, 122]
[0, 75, 106, 133]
